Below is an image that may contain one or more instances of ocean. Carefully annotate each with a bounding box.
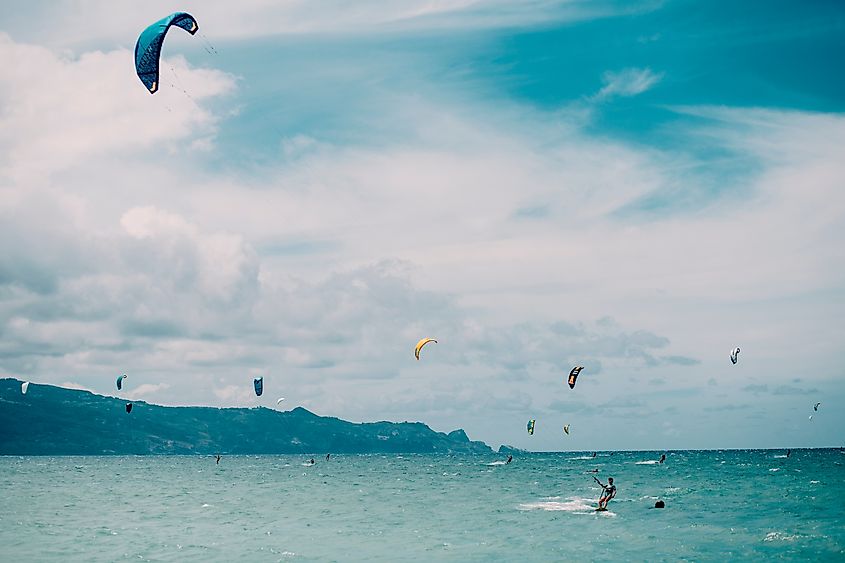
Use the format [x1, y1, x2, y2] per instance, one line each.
[1, 450, 843, 561]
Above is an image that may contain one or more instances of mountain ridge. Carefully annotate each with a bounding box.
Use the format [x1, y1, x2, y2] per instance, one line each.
[0, 379, 492, 455]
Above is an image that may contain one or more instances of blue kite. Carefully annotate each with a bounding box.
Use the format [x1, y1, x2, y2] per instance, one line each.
[134, 12, 199, 94]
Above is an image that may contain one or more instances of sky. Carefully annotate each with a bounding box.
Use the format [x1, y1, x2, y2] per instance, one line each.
[1, 0, 844, 451]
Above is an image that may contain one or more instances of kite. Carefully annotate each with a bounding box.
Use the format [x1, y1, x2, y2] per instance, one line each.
[414, 338, 437, 361]
[134, 12, 199, 94]
[730, 348, 740, 365]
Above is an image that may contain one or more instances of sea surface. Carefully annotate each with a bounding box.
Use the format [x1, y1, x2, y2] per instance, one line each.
[1, 450, 843, 561]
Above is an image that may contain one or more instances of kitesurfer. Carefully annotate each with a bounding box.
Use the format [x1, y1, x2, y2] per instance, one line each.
[216, 454, 221, 465]
[592, 452, 596, 458]
[310, 458, 316, 465]
[659, 454, 666, 464]
[326, 453, 331, 461]
[654, 500, 665, 508]
[786, 449, 791, 458]
[506, 455, 513, 464]
[594, 476, 616, 509]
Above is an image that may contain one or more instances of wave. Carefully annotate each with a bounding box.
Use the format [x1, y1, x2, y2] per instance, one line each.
[519, 497, 615, 516]
[635, 460, 660, 465]
[764, 531, 798, 542]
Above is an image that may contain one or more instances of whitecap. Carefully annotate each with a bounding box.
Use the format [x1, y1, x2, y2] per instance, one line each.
[486, 461, 507, 466]
[769, 468, 780, 472]
[635, 460, 660, 465]
[518, 497, 613, 516]
[764, 531, 798, 542]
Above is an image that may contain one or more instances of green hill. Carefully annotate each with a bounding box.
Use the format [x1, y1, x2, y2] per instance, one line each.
[0, 379, 491, 455]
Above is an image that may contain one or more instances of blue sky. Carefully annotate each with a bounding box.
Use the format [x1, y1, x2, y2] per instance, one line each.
[1, 1, 844, 451]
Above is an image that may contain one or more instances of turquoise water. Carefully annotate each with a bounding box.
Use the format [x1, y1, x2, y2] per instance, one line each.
[1, 450, 843, 561]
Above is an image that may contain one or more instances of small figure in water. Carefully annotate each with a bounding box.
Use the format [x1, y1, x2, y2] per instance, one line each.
[786, 449, 791, 458]
[592, 452, 597, 458]
[594, 476, 616, 509]
[309, 458, 316, 465]
[659, 454, 666, 464]
[506, 455, 513, 464]
[216, 454, 221, 465]
[586, 468, 599, 473]
[326, 453, 331, 461]
[654, 500, 665, 508]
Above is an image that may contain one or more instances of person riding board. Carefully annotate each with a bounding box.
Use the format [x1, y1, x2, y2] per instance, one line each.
[594, 476, 616, 509]
[506, 455, 513, 464]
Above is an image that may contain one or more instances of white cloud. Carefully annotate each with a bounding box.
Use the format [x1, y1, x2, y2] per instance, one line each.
[127, 382, 171, 399]
[1, 1, 643, 47]
[59, 381, 96, 393]
[121, 206, 258, 301]
[0, 34, 235, 184]
[0, 27, 843, 449]
[594, 67, 664, 100]
[212, 384, 256, 404]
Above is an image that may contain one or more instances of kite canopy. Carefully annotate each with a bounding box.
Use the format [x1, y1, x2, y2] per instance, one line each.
[527, 419, 535, 435]
[253, 377, 264, 397]
[276, 397, 286, 405]
[414, 338, 437, 360]
[116, 374, 127, 391]
[813, 402, 821, 412]
[567, 366, 583, 389]
[730, 347, 740, 365]
[134, 12, 199, 94]
[563, 424, 570, 435]
[21, 381, 30, 395]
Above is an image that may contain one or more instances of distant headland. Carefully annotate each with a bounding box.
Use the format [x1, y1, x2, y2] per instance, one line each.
[0, 379, 492, 455]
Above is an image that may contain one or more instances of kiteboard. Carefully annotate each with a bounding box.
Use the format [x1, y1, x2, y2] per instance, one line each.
[595, 507, 608, 512]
